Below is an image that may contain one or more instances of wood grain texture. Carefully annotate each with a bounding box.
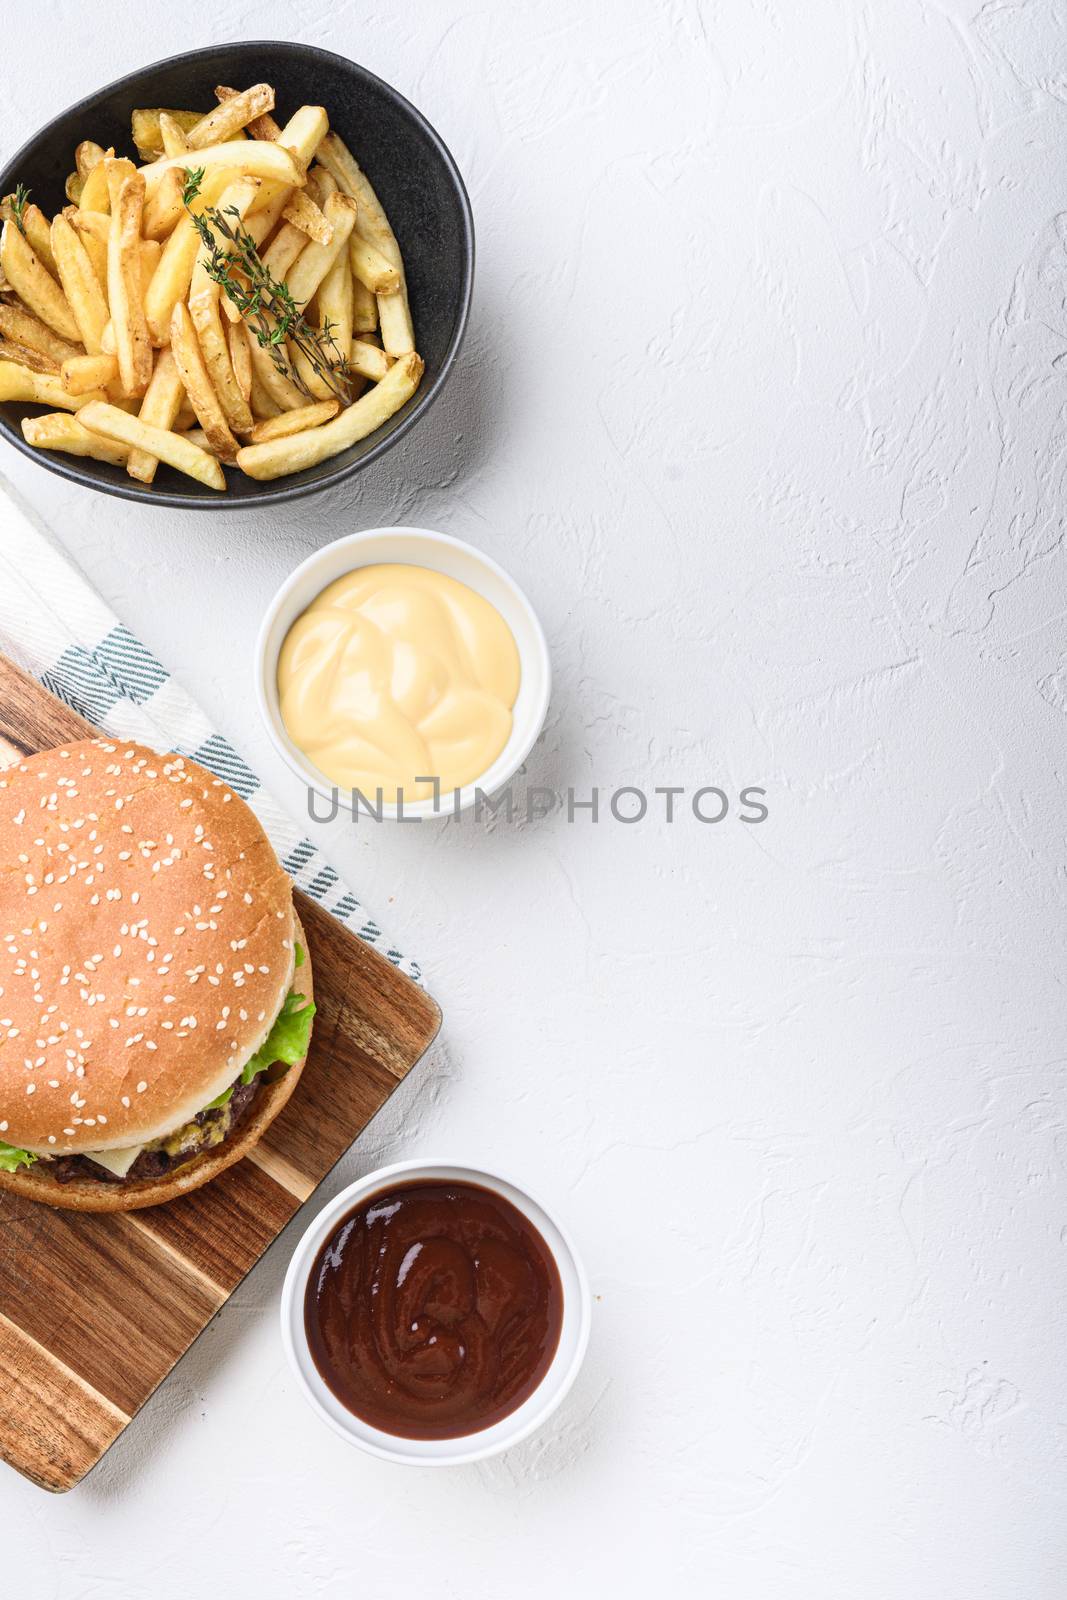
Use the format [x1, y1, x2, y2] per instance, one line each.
[0, 657, 441, 1490]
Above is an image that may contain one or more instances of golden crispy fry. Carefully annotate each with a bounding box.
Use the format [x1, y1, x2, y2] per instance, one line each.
[127, 347, 185, 483]
[316, 133, 414, 355]
[0, 303, 79, 364]
[237, 351, 423, 479]
[261, 221, 309, 282]
[284, 193, 357, 308]
[348, 337, 391, 381]
[103, 157, 137, 210]
[282, 190, 332, 244]
[0, 222, 80, 341]
[178, 426, 218, 454]
[188, 176, 260, 432]
[131, 108, 205, 163]
[248, 364, 282, 419]
[100, 319, 116, 354]
[140, 140, 303, 196]
[351, 275, 378, 334]
[67, 209, 108, 288]
[276, 106, 330, 171]
[65, 172, 84, 205]
[108, 172, 151, 395]
[168, 301, 239, 459]
[51, 215, 109, 352]
[157, 112, 192, 159]
[79, 399, 225, 489]
[296, 251, 353, 400]
[1, 200, 59, 277]
[248, 398, 339, 443]
[76, 141, 107, 180]
[0, 339, 58, 375]
[227, 316, 252, 403]
[214, 85, 282, 142]
[78, 156, 113, 213]
[187, 84, 275, 149]
[174, 401, 197, 431]
[349, 231, 400, 295]
[22, 411, 127, 464]
[60, 352, 118, 393]
[244, 318, 308, 411]
[143, 166, 238, 344]
[142, 167, 185, 239]
[0, 362, 105, 409]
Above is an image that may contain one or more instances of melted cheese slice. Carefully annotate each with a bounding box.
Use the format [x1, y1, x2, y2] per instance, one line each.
[87, 1143, 144, 1179]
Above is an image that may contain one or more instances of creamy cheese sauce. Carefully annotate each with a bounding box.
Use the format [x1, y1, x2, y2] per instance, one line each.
[277, 564, 521, 802]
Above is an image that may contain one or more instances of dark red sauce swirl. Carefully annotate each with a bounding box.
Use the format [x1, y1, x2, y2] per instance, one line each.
[304, 1180, 564, 1439]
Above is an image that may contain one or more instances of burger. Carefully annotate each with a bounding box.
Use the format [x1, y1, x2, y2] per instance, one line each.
[0, 738, 315, 1212]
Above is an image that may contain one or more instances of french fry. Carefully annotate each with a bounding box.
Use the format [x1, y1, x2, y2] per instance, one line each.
[284, 193, 357, 308]
[283, 191, 332, 244]
[316, 133, 414, 355]
[0, 222, 80, 341]
[140, 140, 303, 196]
[107, 172, 151, 395]
[237, 351, 423, 479]
[101, 319, 116, 354]
[261, 222, 309, 282]
[126, 347, 184, 483]
[214, 85, 282, 142]
[140, 238, 160, 284]
[67, 209, 108, 288]
[248, 365, 282, 419]
[22, 411, 127, 464]
[349, 231, 400, 295]
[157, 112, 191, 159]
[50, 215, 109, 352]
[187, 84, 275, 149]
[227, 316, 252, 403]
[0, 340, 58, 375]
[348, 337, 391, 382]
[78, 156, 113, 213]
[296, 251, 353, 400]
[0, 303, 79, 365]
[174, 401, 196, 431]
[168, 301, 239, 459]
[2, 200, 58, 277]
[244, 318, 307, 411]
[179, 426, 218, 453]
[79, 399, 225, 489]
[248, 398, 339, 443]
[131, 108, 205, 163]
[142, 167, 185, 239]
[351, 275, 378, 334]
[103, 157, 137, 210]
[65, 172, 84, 205]
[144, 166, 238, 344]
[60, 352, 117, 393]
[75, 141, 107, 180]
[0, 362, 105, 410]
[188, 175, 260, 432]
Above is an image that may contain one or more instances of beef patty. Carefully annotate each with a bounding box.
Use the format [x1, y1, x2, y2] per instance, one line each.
[43, 1077, 263, 1185]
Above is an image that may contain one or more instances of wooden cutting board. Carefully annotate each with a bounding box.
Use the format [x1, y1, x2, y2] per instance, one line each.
[0, 658, 441, 1491]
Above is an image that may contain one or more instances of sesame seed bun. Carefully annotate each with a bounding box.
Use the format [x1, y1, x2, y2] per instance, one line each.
[0, 915, 312, 1212]
[0, 738, 301, 1158]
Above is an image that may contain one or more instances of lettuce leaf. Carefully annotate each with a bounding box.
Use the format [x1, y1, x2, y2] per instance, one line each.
[204, 990, 316, 1110]
[0, 1140, 37, 1172]
[294, 941, 306, 969]
[240, 991, 315, 1084]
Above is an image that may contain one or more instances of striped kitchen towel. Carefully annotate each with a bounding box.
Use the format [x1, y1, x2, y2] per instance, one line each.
[0, 472, 419, 981]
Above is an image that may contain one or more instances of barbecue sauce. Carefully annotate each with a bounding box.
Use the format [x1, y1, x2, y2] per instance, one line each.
[304, 1180, 564, 1439]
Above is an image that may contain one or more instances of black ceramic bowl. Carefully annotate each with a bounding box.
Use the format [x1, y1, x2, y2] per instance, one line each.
[0, 41, 473, 508]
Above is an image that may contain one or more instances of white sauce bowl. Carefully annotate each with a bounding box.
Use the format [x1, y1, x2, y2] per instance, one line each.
[280, 1159, 592, 1466]
[255, 526, 551, 820]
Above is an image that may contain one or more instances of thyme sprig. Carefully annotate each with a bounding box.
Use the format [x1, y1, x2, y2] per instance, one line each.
[182, 169, 352, 404]
[10, 184, 30, 236]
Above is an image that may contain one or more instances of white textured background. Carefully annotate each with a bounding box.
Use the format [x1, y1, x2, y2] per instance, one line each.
[1, 2, 1065, 1595]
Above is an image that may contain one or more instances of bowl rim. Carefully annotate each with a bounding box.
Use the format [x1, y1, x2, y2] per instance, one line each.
[0, 39, 475, 510]
[279, 1157, 593, 1466]
[254, 525, 552, 820]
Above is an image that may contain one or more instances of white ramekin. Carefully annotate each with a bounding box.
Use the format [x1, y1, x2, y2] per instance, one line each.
[280, 1159, 592, 1466]
[254, 527, 551, 820]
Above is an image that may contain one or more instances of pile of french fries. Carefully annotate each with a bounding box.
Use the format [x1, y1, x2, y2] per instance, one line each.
[0, 83, 424, 490]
